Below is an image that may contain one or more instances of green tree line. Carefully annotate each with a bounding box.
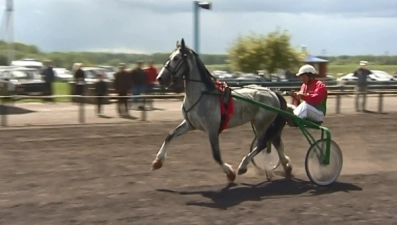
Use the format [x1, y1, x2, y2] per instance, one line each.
[0, 40, 228, 69]
[0, 39, 396, 70]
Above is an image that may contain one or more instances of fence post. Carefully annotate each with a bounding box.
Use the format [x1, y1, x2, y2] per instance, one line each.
[141, 98, 147, 121]
[378, 93, 383, 113]
[0, 97, 7, 127]
[79, 96, 85, 123]
[1, 82, 7, 127]
[339, 83, 344, 92]
[335, 94, 341, 114]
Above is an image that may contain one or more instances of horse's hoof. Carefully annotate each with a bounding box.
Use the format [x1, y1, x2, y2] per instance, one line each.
[285, 164, 293, 177]
[237, 167, 247, 175]
[151, 159, 163, 170]
[226, 171, 236, 183]
[265, 171, 273, 181]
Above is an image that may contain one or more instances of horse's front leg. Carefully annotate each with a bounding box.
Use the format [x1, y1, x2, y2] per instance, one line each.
[151, 120, 193, 170]
[208, 131, 236, 183]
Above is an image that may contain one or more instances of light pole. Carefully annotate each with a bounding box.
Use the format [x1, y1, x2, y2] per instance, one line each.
[4, 0, 14, 65]
[193, 1, 212, 55]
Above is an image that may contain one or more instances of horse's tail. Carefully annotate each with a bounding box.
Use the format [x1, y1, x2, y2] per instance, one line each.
[264, 92, 288, 139]
[285, 103, 297, 126]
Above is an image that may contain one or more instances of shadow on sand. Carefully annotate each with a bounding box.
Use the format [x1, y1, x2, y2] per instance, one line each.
[362, 109, 388, 115]
[98, 115, 113, 119]
[0, 105, 36, 115]
[157, 178, 363, 210]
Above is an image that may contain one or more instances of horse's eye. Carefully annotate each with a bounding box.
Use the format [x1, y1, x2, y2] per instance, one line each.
[173, 57, 179, 61]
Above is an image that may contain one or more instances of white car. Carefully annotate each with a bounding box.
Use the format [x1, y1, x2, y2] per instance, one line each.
[236, 73, 262, 80]
[81, 67, 111, 84]
[10, 58, 44, 72]
[53, 67, 74, 82]
[97, 65, 116, 81]
[337, 70, 396, 82]
[370, 70, 396, 81]
[0, 67, 45, 95]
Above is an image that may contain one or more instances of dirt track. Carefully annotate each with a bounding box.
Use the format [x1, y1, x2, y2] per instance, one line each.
[0, 113, 397, 225]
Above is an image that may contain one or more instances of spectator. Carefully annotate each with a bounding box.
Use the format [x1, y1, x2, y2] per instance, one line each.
[352, 61, 372, 112]
[73, 63, 86, 96]
[94, 73, 108, 117]
[130, 60, 147, 110]
[42, 60, 55, 103]
[114, 63, 131, 117]
[144, 60, 158, 93]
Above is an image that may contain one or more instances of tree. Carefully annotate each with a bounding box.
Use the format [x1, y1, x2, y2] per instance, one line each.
[227, 29, 301, 74]
[227, 33, 267, 73]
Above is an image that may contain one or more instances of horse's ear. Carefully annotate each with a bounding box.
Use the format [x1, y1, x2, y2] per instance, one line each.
[180, 38, 185, 50]
[176, 40, 180, 48]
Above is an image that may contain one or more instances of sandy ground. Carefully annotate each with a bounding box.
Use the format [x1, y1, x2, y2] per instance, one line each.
[0, 108, 396, 224]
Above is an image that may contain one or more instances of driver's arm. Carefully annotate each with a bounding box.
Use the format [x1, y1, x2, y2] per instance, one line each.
[301, 82, 327, 105]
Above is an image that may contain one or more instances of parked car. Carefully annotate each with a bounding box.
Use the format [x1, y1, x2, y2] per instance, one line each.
[10, 58, 44, 73]
[236, 73, 263, 80]
[337, 70, 396, 82]
[53, 67, 74, 82]
[81, 67, 111, 84]
[0, 67, 45, 95]
[369, 70, 396, 81]
[97, 65, 116, 81]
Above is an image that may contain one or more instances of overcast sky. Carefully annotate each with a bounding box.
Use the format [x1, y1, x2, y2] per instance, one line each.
[1, 0, 397, 55]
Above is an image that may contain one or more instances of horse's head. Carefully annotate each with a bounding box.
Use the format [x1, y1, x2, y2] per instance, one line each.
[157, 38, 190, 88]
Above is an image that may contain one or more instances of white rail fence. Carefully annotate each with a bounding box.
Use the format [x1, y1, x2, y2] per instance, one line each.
[0, 90, 396, 127]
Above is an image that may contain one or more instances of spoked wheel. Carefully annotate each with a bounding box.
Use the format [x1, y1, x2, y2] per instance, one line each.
[305, 139, 343, 186]
[250, 136, 281, 180]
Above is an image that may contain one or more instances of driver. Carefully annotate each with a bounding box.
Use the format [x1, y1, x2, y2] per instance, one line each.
[288, 64, 328, 125]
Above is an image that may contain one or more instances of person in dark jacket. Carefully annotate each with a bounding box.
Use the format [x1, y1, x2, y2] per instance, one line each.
[42, 60, 55, 102]
[73, 63, 86, 96]
[113, 63, 131, 117]
[94, 73, 108, 116]
[130, 60, 147, 110]
[352, 61, 372, 112]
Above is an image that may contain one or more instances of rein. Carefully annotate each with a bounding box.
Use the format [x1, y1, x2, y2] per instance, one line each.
[163, 50, 217, 114]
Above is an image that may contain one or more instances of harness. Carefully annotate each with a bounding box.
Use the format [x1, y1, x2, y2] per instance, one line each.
[163, 50, 233, 133]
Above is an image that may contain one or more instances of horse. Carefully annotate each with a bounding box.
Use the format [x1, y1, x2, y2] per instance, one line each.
[151, 38, 293, 183]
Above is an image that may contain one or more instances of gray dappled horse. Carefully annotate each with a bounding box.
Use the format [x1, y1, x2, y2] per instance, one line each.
[151, 39, 293, 183]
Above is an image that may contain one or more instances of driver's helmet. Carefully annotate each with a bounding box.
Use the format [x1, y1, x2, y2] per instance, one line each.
[296, 64, 317, 77]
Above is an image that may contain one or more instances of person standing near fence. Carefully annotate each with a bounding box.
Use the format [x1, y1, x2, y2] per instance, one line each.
[73, 63, 86, 96]
[42, 60, 55, 103]
[353, 61, 372, 112]
[94, 73, 108, 117]
[144, 60, 158, 94]
[114, 63, 131, 117]
[130, 60, 147, 110]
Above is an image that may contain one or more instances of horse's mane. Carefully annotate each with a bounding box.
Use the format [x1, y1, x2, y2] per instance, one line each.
[190, 50, 217, 91]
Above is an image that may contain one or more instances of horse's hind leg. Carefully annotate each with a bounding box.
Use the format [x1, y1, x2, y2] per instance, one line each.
[272, 134, 292, 177]
[238, 116, 273, 175]
[151, 120, 193, 170]
[237, 130, 268, 175]
[208, 131, 236, 183]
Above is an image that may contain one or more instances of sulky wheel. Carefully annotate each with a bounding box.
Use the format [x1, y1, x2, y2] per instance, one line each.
[305, 139, 343, 186]
[250, 136, 281, 180]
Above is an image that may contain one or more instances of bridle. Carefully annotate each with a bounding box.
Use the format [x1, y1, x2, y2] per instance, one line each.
[163, 48, 211, 84]
[162, 48, 210, 115]
[163, 49, 189, 83]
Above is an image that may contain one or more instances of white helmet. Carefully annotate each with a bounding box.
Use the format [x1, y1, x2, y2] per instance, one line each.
[296, 64, 317, 76]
